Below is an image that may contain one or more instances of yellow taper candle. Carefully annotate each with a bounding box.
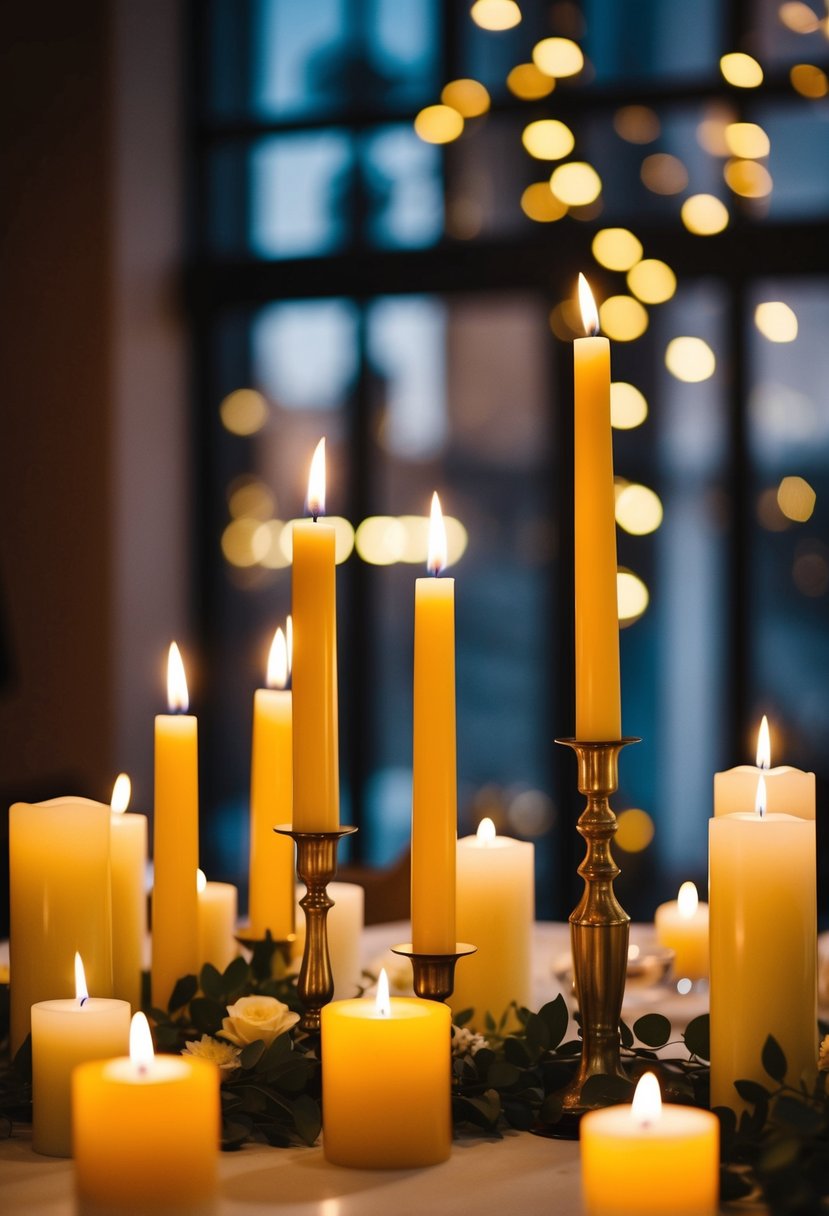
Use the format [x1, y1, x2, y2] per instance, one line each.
[411, 492, 457, 955]
[197, 869, 239, 973]
[73, 1012, 219, 1214]
[291, 439, 339, 831]
[321, 969, 452, 1168]
[152, 642, 199, 1010]
[574, 274, 621, 741]
[714, 714, 815, 819]
[110, 774, 148, 1010]
[249, 626, 294, 938]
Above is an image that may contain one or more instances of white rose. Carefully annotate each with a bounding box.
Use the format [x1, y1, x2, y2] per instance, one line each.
[183, 1034, 241, 1075]
[220, 995, 299, 1048]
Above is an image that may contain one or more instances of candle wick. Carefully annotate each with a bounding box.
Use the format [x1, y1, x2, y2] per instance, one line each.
[312, 512, 318, 523]
[79, 996, 88, 1007]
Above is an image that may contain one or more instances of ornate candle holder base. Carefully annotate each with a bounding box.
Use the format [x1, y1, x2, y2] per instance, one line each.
[391, 943, 477, 1003]
[542, 737, 640, 1136]
[274, 824, 357, 1032]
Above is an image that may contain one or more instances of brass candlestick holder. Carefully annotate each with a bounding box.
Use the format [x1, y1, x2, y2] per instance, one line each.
[551, 737, 640, 1129]
[391, 942, 477, 1003]
[274, 824, 357, 1032]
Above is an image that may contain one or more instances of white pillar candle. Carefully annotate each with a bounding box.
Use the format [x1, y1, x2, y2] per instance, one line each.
[710, 775, 817, 1111]
[9, 796, 113, 1055]
[654, 882, 709, 982]
[110, 774, 148, 1010]
[714, 715, 814, 819]
[197, 870, 239, 974]
[31, 954, 130, 1157]
[450, 818, 534, 1030]
[293, 881, 364, 999]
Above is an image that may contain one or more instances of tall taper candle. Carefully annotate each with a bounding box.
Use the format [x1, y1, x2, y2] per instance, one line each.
[110, 774, 148, 1010]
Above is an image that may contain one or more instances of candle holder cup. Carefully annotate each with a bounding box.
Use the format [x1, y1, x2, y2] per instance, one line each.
[541, 737, 640, 1138]
[391, 942, 477, 1003]
[274, 825, 357, 1033]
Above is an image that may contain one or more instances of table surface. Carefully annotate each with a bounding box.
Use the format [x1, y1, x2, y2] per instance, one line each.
[0, 922, 764, 1215]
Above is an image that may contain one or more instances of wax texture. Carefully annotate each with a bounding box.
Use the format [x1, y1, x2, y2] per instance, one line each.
[249, 687, 294, 938]
[714, 764, 815, 819]
[654, 900, 709, 981]
[197, 882, 238, 973]
[111, 810, 147, 1009]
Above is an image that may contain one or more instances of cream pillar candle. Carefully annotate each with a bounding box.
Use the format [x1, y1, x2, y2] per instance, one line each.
[152, 642, 200, 1011]
[654, 882, 709, 982]
[31, 954, 130, 1157]
[321, 970, 452, 1168]
[710, 776, 817, 1111]
[291, 439, 339, 832]
[197, 870, 239, 974]
[450, 818, 534, 1030]
[248, 626, 294, 940]
[9, 796, 113, 1055]
[714, 715, 815, 818]
[411, 492, 457, 955]
[110, 774, 148, 1010]
[293, 880, 364, 999]
[73, 1012, 219, 1214]
[581, 1072, 719, 1215]
[574, 274, 622, 741]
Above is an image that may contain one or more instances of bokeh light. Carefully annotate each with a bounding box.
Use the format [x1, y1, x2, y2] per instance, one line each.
[550, 161, 602, 205]
[610, 382, 648, 429]
[414, 105, 464, 144]
[757, 487, 790, 532]
[720, 52, 764, 88]
[279, 518, 355, 564]
[470, 0, 521, 30]
[615, 483, 664, 535]
[615, 808, 655, 852]
[599, 295, 649, 341]
[627, 259, 676, 304]
[617, 569, 650, 624]
[755, 301, 798, 342]
[640, 153, 688, 195]
[681, 194, 729, 235]
[591, 227, 642, 272]
[221, 517, 270, 568]
[790, 63, 829, 98]
[613, 105, 660, 144]
[793, 545, 829, 597]
[532, 37, 584, 77]
[507, 62, 555, 98]
[549, 298, 584, 340]
[779, 2, 821, 34]
[724, 158, 773, 198]
[355, 516, 407, 565]
[777, 476, 816, 522]
[665, 336, 716, 382]
[696, 106, 735, 156]
[441, 78, 490, 118]
[254, 520, 291, 569]
[227, 478, 274, 520]
[521, 183, 568, 222]
[724, 122, 770, 159]
[521, 119, 575, 160]
[219, 389, 268, 436]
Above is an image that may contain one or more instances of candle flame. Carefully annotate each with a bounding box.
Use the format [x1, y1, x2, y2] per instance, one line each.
[427, 491, 448, 575]
[286, 614, 294, 677]
[631, 1071, 662, 1124]
[477, 816, 497, 844]
[677, 881, 699, 919]
[75, 952, 89, 1006]
[167, 642, 189, 712]
[196, 868, 207, 895]
[376, 968, 391, 1017]
[111, 773, 131, 815]
[755, 773, 767, 819]
[267, 627, 288, 689]
[628, 943, 640, 961]
[306, 438, 326, 519]
[130, 1011, 155, 1070]
[578, 273, 600, 336]
[756, 714, 771, 769]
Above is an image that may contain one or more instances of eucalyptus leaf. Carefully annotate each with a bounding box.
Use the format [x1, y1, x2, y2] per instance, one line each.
[487, 1059, 521, 1089]
[632, 1013, 672, 1048]
[222, 956, 251, 997]
[190, 996, 226, 1035]
[291, 1094, 321, 1145]
[619, 1019, 634, 1050]
[735, 1079, 771, 1105]
[538, 995, 569, 1050]
[503, 1036, 531, 1067]
[524, 1012, 550, 1051]
[773, 1095, 823, 1135]
[485, 1011, 497, 1034]
[682, 1014, 710, 1061]
[539, 1093, 564, 1124]
[199, 964, 225, 1001]
[761, 1035, 788, 1083]
[168, 974, 198, 1012]
[238, 1040, 266, 1070]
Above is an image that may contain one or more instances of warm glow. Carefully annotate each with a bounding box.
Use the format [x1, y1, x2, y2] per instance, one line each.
[477, 816, 497, 844]
[470, 0, 521, 30]
[632, 1072, 662, 1123]
[665, 337, 716, 382]
[790, 63, 829, 98]
[254, 520, 290, 569]
[610, 382, 648, 430]
[507, 62, 555, 99]
[677, 881, 699, 919]
[615, 483, 663, 535]
[375, 968, 391, 1017]
[640, 153, 688, 195]
[591, 228, 642, 272]
[414, 105, 464, 144]
[780, 1, 822, 33]
[615, 808, 655, 852]
[355, 516, 407, 565]
[757, 715, 771, 769]
[286, 615, 293, 675]
[724, 158, 773, 199]
[550, 162, 601, 205]
[111, 773, 131, 815]
[130, 1011, 155, 1069]
[521, 119, 574, 160]
[167, 642, 189, 713]
[75, 952, 89, 1005]
[520, 183, 568, 222]
[681, 194, 729, 235]
[307, 438, 326, 518]
[228, 478, 274, 520]
[279, 517, 355, 565]
[532, 37, 584, 78]
[697, 110, 733, 157]
[267, 627, 288, 689]
[724, 122, 770, 159]
[613, 105, 660, 144]
[222, 517, 270, 567]
[219, 388, 268, 436]
[755, 774, 767, 818]
[627, 259, 676, 305]
[428, 492, 448, 575]
[617, 569, 649, 624]
[777, 475, 816, 522]
[599, 296, 649, 342]
[196, 868, 207, 895]
[441, 78, 490, 118]
[755, 301, 798, 342]
[578, 274, 599, 336]
[720, 52, 764, 87]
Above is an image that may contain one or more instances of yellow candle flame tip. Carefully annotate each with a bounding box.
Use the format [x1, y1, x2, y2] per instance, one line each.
[756, 714, 771, 769]
[267, 627, 288, 689]
[477, 816, 497, 844]
[376, 968, 391, 1017]
[130, 1012, 155, 1070]
[755, 773, 767, 819]
[167, 641, 189, 712]
[307, 438, 326, 518]
[677, 881, 699, 918]
[427, 491, 448, 575]
[110, 773, 131, 814]
[631, 1071, 662, 1124]
[74, 952, 89, 1006]
[578, 272, 600, 336]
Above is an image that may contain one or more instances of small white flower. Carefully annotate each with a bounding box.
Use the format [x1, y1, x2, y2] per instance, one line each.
[451, 1025, 488, 1058]
[819, 1034, 829, 1072]
[220, 995, 299, 1048]
[183, 1034, 241, 1074]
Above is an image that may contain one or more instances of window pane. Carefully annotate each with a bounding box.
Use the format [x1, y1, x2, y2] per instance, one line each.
[363, 125, 443, 249]
[251, 132, 354, 258]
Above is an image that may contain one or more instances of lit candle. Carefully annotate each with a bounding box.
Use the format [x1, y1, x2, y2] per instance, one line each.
[293, 880, 364, 998]
[31, 954, 130, 1157]
[714, 714, 815, 818]
[291, 439, 339, 831]
[9, 796, 113, 1055]
[580, 1072, 719, 1215]
[152, 642, 199, 1010]
[450, 817, 534, 1030]
[248, 625, 294, 940]
[710, 775, 817, 1111]
[110, 773, 148, 1010]
[197, 869, 238, 974]
[654, 882, 709, 982]
[411, 492, 457, 955]
[321, 969, 451, 1168]
[574, 274, 621, 741]
[73, 1012, 219, 1213]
